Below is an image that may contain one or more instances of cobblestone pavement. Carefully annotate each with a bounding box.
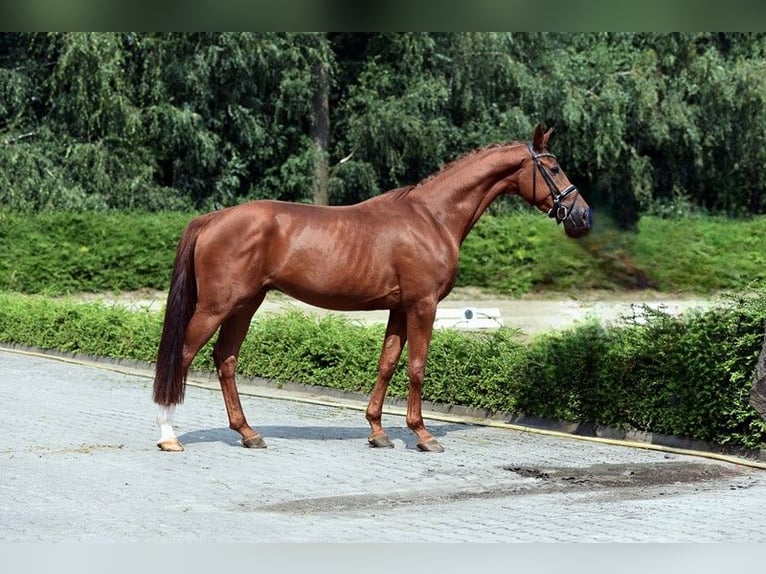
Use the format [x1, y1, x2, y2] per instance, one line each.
[2, 347, 766, 542]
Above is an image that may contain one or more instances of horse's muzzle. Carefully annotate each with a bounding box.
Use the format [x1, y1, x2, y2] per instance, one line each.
[563, 206, 593, 238]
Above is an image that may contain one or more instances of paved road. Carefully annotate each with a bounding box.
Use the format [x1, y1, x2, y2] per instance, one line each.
[2, 347, 766, 542]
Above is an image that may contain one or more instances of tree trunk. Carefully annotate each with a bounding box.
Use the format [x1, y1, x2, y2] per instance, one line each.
[310, 60, 330, 205]
[750, 322, 766, 420]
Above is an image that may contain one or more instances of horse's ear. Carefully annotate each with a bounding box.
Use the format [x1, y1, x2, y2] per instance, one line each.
[532, 124, 545, 152]
[542, 127, 554, 148]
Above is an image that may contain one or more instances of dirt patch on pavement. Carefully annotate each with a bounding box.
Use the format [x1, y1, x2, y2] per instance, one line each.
[248, 461, 746, 515]
[504, 461, 743, 489]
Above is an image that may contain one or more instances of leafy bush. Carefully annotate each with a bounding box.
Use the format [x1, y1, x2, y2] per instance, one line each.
[516, 321, 613, 423]
[0, 292, 160, 360]
[591, 297, 766, 448]
[513, 295, 766, 449]
[0, 210, 190, 294]
[227, 310, 388, 392]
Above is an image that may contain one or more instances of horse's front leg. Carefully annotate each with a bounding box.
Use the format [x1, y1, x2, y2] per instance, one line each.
[404, 303, 443, 452]
[366, 310, 407, 448]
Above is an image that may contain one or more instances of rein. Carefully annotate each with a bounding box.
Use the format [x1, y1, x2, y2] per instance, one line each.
[526, 142, 579, 225]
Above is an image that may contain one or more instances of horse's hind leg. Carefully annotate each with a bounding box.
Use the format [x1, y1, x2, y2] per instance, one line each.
[213, 296, 266, 449]
[366, 309, 407, 448]
[157, 310, 225, 451]
[157, 404, 182, 451]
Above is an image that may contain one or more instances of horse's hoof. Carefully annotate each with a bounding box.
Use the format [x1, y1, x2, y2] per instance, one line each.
[417, 438, 444, 453]
[368, 434, 395, 448]
[157, 439, 184, 452]
[242, 434, 267, 449]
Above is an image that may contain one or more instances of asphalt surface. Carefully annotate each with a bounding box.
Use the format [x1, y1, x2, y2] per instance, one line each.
[3, 346, 766, 542]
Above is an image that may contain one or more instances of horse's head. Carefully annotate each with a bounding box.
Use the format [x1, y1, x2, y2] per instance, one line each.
[517, 125, 592, 238]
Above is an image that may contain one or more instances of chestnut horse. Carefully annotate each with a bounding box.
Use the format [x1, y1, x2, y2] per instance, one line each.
[153, 125, 592, 453]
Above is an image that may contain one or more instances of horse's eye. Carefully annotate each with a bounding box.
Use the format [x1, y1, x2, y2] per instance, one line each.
[551, 166, 560, 174]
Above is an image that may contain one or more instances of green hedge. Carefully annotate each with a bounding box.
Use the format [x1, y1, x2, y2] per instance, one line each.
[519, 301, 766, 449]
[0, 211, 188, 294]
[4, 210, 766, 296]
[1, 291, 765, 450]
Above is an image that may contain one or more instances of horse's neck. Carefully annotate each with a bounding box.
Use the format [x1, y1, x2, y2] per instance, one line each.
[414, 145, 526, 244]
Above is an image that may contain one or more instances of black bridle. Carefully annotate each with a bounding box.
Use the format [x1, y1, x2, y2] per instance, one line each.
[527, 142, 579, 225]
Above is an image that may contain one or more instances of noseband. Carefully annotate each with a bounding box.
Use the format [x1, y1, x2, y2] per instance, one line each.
[526, 142, 579, 224]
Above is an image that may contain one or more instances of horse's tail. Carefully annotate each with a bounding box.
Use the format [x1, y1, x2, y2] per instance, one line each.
[153, 216, 208, 406]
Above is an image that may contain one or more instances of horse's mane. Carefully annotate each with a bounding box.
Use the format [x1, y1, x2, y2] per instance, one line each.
[378, 185, 417, 200]
[372, 140, 526, 203]
[420, 140, 520, 186]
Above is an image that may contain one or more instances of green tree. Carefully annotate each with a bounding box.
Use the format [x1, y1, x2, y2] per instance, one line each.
[3, 32, 766, 224]
[133, 32, 334, 207]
